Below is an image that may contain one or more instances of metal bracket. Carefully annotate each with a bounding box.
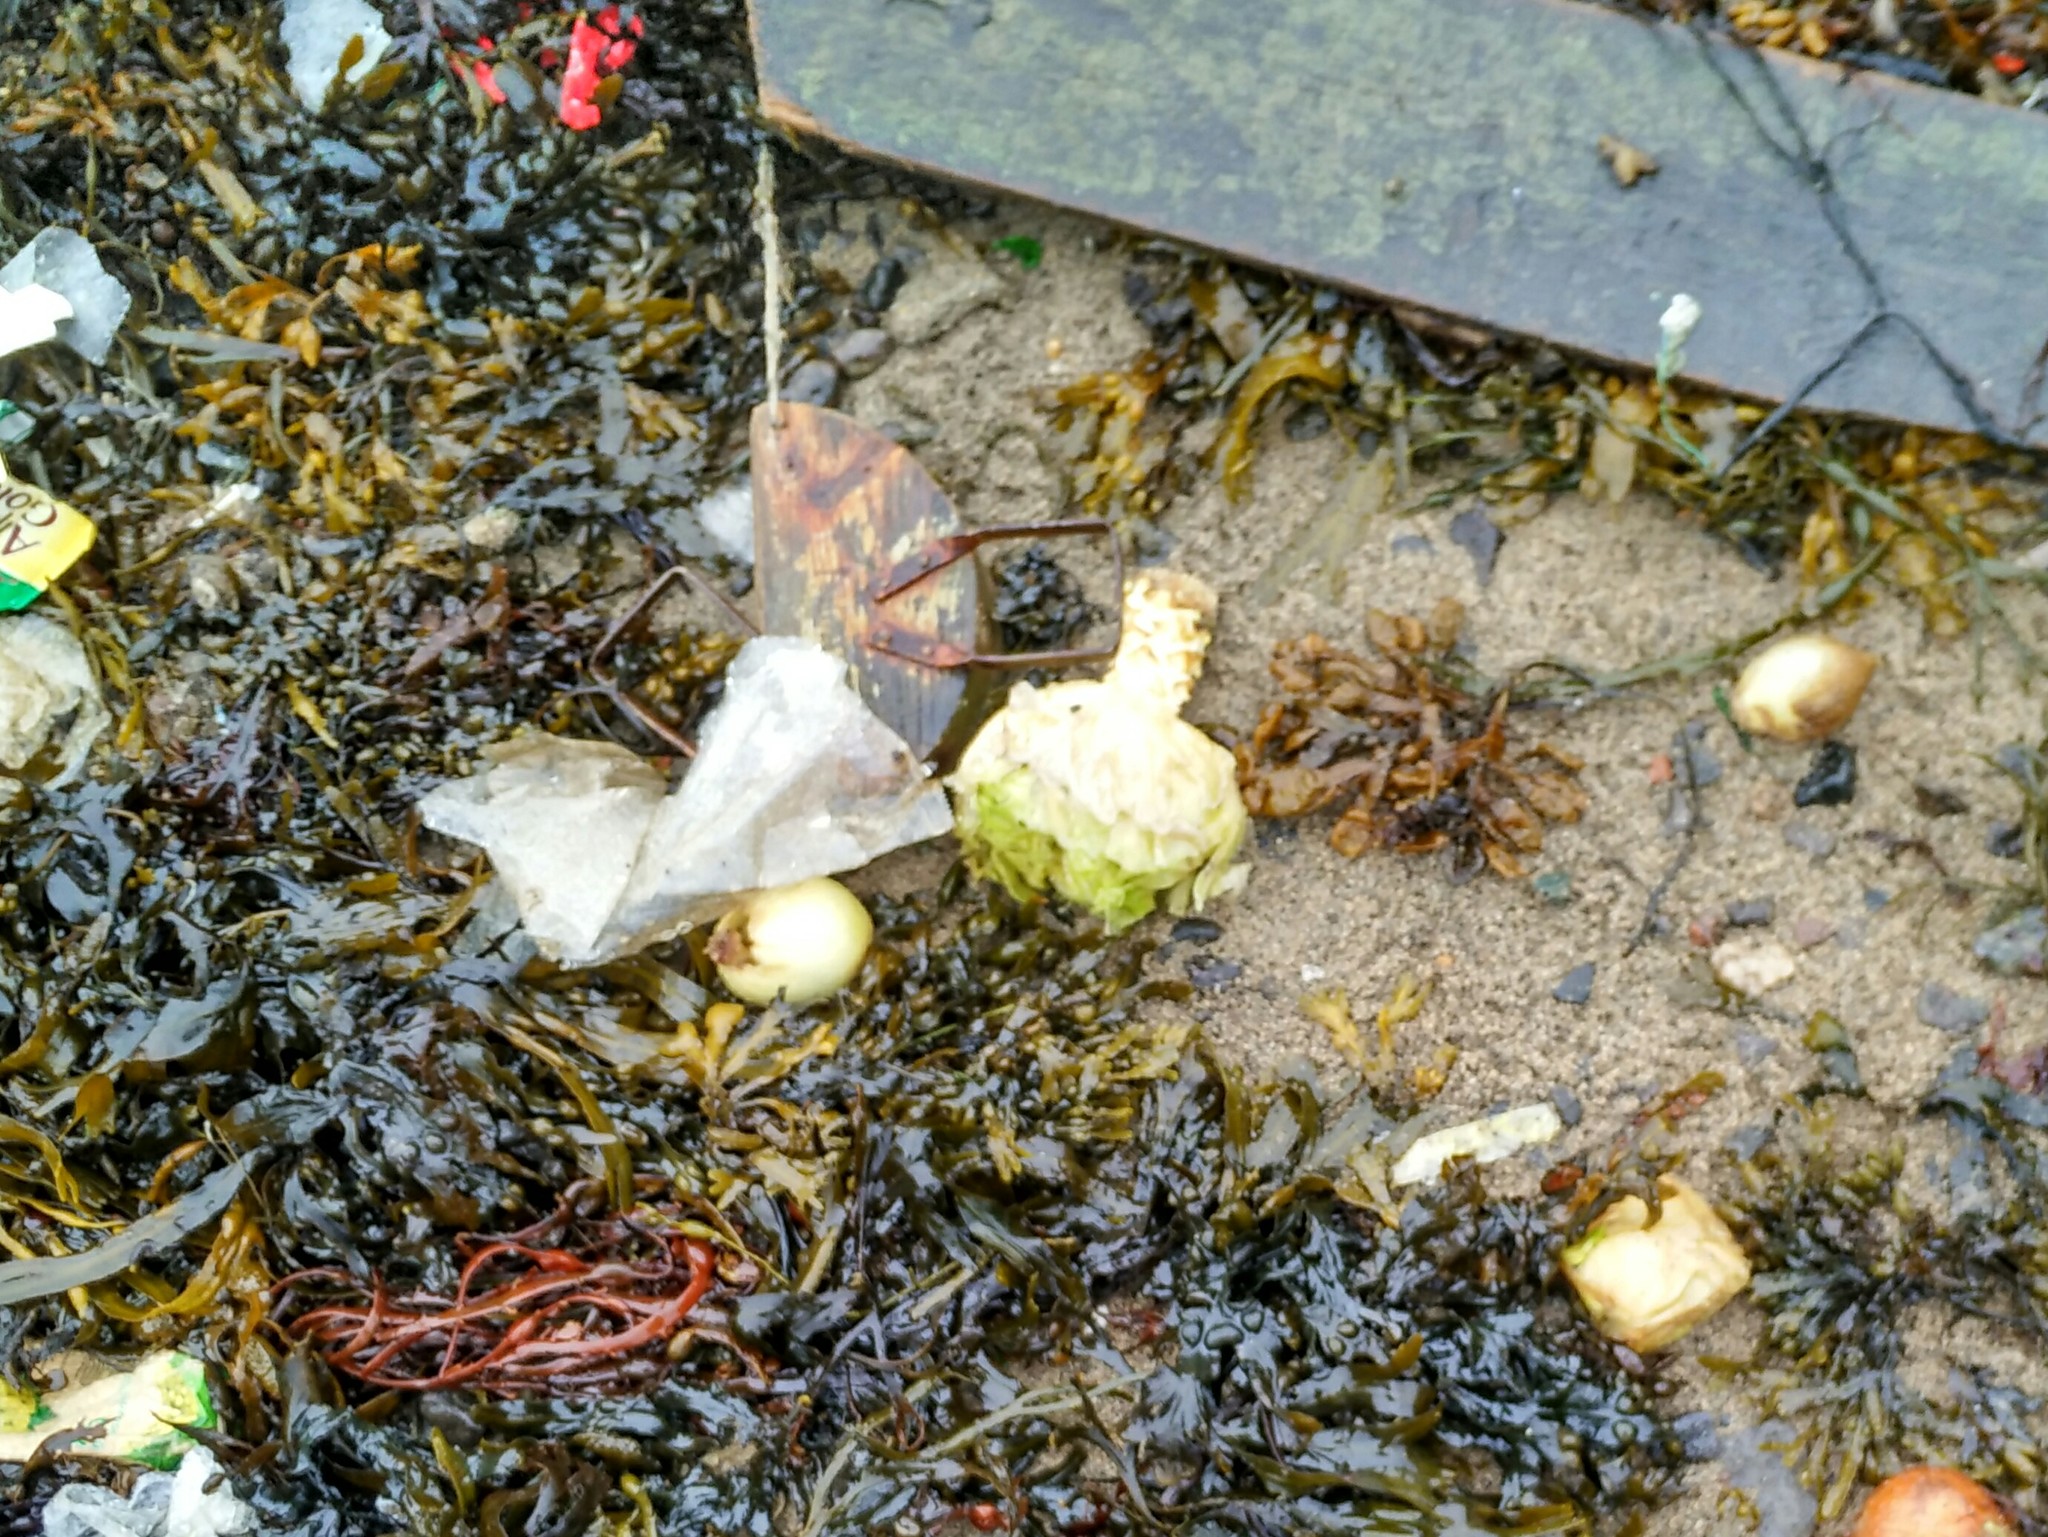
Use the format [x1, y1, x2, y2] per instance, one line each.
[588, 564, 759, 757]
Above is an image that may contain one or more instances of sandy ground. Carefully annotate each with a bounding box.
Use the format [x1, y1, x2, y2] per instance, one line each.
[779, 197, 2048, 1535]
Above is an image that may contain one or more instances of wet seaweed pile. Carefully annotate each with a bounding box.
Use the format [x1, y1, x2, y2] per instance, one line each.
[1236, 604, 1587, 879]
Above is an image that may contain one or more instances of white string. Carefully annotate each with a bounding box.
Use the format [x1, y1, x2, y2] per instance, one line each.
[754, 143, 785, 430]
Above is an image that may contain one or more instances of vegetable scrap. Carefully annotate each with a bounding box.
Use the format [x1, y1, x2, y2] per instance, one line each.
[1729, 632, 1878, 743]
[1560, 1175, 1750, 1353]
[0, 1352, 215, 1470]
[1238, 603, 1587, 877]
[950, 571, 1247, 932]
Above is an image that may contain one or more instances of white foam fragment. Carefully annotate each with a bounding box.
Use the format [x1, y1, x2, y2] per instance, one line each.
[279, 0, 393, 111]
[0, 231, 130, 364]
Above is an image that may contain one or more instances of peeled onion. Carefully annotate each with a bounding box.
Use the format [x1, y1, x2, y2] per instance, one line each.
[708, 878, 873, 1006]
[1851, 1467, 2015, 1537]
[1728, 634, 1877, 743]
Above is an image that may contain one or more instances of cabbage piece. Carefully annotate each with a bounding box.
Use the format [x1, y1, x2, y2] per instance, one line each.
[1561, 1176, 1750, 1352]
[949, 572, 1246, 932]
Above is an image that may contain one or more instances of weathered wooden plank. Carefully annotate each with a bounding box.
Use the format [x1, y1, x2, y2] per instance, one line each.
[750, 0, 2048, 445]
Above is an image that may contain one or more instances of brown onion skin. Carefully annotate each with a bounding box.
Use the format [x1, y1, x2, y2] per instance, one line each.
[1852, 1468, 2016, 1537]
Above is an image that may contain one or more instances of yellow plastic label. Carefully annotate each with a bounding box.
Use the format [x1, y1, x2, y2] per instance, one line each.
[0, 458, 94, 611]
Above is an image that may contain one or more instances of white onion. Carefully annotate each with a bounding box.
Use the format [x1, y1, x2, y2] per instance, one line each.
[708, 878, 873, 1006]
[1728, 633, 1877, 743]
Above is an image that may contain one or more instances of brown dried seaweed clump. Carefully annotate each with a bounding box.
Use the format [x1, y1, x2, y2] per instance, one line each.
[1237, 601, 1586, 877]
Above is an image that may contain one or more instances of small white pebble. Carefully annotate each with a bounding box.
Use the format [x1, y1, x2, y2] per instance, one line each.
[1712, 935, 1797, 998]
[462, 504, 522, 554]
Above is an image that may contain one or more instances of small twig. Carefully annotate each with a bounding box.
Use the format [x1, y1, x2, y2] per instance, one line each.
[1626, 728, 1700, 956]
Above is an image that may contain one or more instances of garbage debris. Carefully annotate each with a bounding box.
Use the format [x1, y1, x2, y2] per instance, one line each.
[277, 0, 392, 111]
[0, 229, 130, 365]
[0, 1352, 215, 1469]
[949, 571, 1247, 933]
[1561, 1176, 1750, 1352]
[42, 1447, 256, 1537]
[1729, 633, 1877, 743]
[420, 637, 951, 966]
[1390, 1102, 1564, 1186]
[0, 457, 98, 612]
[708, 877, 873, 1005]
[0, 612, 108, 781]
[0, 282, 72, 360]
[1851, 1466, 2016, 1537]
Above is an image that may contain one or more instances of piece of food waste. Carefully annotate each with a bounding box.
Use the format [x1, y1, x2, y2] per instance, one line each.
[1851, 1467, 2016, 1537]
[948, 570, 1246, 932]
[1561, 1175, 1751, 1352]
[0, 1351, 215, 1469]
[419, 636, 951, 966]
[1390, 1103, 1564, 1186]
[1728, 633, 1877, 743]
[0, 456, 96, 612]
[709, 876, 873, 1005]
[0, 612, 108, 781]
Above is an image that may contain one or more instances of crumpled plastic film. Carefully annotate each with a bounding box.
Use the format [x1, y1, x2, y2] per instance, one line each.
[420, 637, 953, 967]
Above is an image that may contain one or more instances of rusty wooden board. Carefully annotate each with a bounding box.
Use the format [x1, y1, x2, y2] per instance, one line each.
[751, 402, 991, 764]
[750, 0, 2048, 445]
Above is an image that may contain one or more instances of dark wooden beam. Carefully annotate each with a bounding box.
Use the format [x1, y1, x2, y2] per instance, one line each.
[750, 0, 2048, 445]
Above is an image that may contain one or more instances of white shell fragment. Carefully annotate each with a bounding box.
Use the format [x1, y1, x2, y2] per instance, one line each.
[1390, 1102, 1564, 1187]
[279, 0, 393, 110]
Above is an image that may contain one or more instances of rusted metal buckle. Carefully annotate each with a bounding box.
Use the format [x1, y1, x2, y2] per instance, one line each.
[862, 518, 1123, 670]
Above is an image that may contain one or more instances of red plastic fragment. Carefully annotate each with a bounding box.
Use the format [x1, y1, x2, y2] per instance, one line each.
[559, 14, 607, 130]
[474, 59, 507, 103]
[1993, 51, 2027, 76]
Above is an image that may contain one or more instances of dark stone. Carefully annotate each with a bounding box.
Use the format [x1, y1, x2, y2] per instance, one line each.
[1675, 720, 1722, 787]
[1187, 956, 1243, 989]
[1548, 1085, 1583, 1127]
[1169, 917, 1224, 946]
[1862, 887, 1891, 911]
[1552, 962, 1595, 1006]
[830, 326, 894, 378]
[1448, 507, 1503, 586]
[1389, 533, 1435, 557]
[1792, 741, 1857, 807]
[1783, 820, 1837, 860]
[1988, 820, 2025, 860]
[858, 253, 909, 312]
[1725, 898, 1774, 928]
[1531, 869, 1572, 906]
[782, 358, 841, 407]
[1916, 981, 1990, 1034]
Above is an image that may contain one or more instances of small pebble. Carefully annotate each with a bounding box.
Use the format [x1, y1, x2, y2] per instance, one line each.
[1712, 936, 1797, 997]
[1834, 918, 1867, 950]
[1734, 1031, 1779, 1067]
[1687, 912, 1723, 949]
[1448, 507, 1504, 586]
[1552, 962, 1595, 1006]
[1675, 720, 1722, 787]
[1987, 820, 2025, 860]
[1531, 869, 1572, 905]
[1862, 887, 1891, 911]
[1169, 917, 1224, 946]
[1548, 1085, 1583, 1127]
[1726, 898, 1775, 928]
[1782, 820, 1837, 860]
[858, 253, 909, 312]
[461, 504, 521, 553]
[1974, 907, 2046, 976]
[1671, 1412, 1721, 1463]
[1389, 533, 1435, 557]
[829, 327, 894, 378]
[1916, 981, 1990, 1034]
[1187, 956, 1243, 990]
[1792, 741, 1857, 807]
[782, 358, 841, 407]
[1790, 914, 1835, 949]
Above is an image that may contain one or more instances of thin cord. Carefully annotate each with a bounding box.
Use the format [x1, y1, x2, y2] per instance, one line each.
[754, 143, 785, 430]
